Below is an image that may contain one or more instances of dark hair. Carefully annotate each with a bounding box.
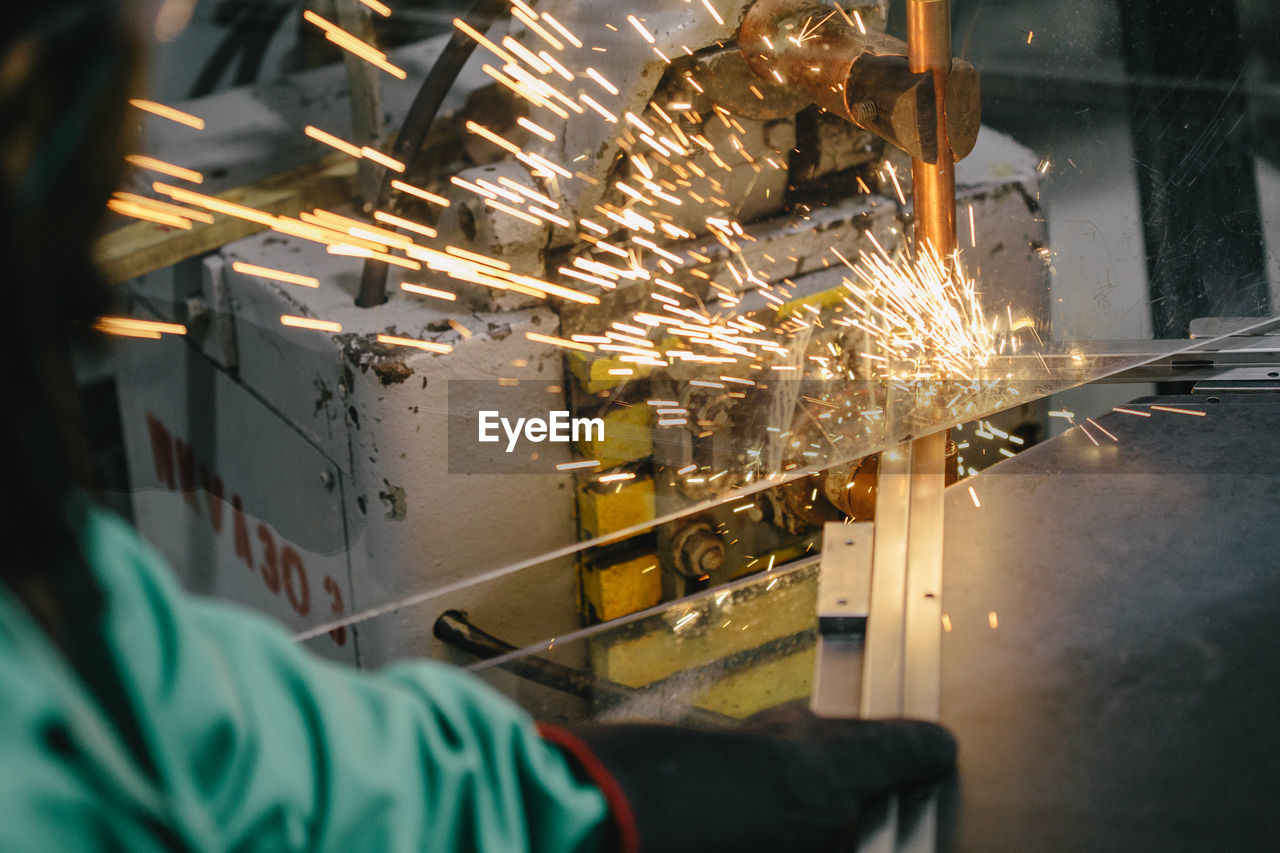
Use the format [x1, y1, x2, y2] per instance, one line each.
[1, 0, 135, 643]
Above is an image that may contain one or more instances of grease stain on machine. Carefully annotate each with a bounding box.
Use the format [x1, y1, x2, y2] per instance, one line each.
[342, 334, 417, 386]
[379, 482, 407, 521]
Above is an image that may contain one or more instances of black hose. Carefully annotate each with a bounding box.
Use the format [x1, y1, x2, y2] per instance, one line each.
[355, 0, 510, 307]
[188, 2, 257, 98]
[189, 2, 293, 98]
[234, 3, 293, 88]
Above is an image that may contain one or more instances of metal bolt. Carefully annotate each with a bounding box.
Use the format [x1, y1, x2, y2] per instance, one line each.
[693, 535, 726, 573]
[320, 471, 335, 491]
[849, 98, 877, 126]
[674, 524, 727, 577]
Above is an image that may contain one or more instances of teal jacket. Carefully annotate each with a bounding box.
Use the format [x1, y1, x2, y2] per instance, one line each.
[0, 504, 609, 851]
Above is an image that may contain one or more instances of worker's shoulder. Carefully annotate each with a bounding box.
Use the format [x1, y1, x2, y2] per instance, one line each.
[71, 495, 183, 603]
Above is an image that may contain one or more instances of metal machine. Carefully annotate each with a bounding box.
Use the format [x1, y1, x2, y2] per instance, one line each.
[108, 0, 1056, 666]
[95, 0, 1280, 847]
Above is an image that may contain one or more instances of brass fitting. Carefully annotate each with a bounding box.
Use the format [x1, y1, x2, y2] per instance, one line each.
[738, 0, 980, 164]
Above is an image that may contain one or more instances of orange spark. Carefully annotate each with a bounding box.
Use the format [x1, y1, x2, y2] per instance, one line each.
[231, 262, 320, 288]
[391, 179, 450, 207]
[95, 316, 187, 338]
[376, 334, 453, 354]
[1150, 405, 1207, 417]
[125, 154, 203, 184]
[526, 331, 596, 353]
[358, 0, 392, 16]
[129, 98, 204, 129]
[281, 315, 342, 333]
[401, 282, 457, 301]
[303, 10, 406, 79]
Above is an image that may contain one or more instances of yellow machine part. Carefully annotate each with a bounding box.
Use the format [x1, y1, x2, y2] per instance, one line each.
[575, 403, 653, 468]
[577, 477, 655, 541]
[775, 284, 850, 322]
[568, 350, 656, 393]
[590, 571, 816, 717]
[580, 553, 663, 622]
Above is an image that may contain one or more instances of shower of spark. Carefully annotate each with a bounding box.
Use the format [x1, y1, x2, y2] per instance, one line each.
[103, 0, 1056, 498]
[834, 238, 1009, 381]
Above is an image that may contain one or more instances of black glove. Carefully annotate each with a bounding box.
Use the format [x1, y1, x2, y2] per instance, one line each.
[540, 706, 956, 853]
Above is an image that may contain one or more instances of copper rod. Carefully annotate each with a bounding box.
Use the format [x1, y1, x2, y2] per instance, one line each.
[907, 0, 956, 261]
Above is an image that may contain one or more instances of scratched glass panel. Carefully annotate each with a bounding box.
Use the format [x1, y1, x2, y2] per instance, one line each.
[103, 0, 1280, 654]
[459, 556, 822, 726]
[285, 0, 1279, 641]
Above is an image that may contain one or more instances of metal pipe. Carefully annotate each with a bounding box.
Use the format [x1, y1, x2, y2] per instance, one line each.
[907, 0, 957, 260]
[355, 0, 510, 307]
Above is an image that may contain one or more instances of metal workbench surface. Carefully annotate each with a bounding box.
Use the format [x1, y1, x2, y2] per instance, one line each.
[937, 393, 1280, 851]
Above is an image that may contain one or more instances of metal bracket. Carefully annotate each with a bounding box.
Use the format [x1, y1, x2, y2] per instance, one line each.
[810, 432, 947, 852]
[812, 521, 874, 718]
[817, 521, 874, 632]
[197, 254, 239, 371]
[1192, 367, 1280, 394]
